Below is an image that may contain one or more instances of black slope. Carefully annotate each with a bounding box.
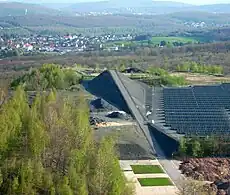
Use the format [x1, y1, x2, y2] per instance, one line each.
[117, 71, 152, 115]
[86, 71, 130, 113]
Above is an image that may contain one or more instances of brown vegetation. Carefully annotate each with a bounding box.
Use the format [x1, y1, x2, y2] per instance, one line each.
[180, 158, 230, 181]
[179, 158, 230, 195]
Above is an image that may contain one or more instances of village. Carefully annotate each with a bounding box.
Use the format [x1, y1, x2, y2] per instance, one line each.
[0, 33, 134, 58]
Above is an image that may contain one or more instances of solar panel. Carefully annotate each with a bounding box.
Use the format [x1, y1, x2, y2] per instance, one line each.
[160, 84, 230, 136]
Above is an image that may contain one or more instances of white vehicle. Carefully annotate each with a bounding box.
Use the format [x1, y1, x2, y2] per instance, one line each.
[146, 111, 152, 117]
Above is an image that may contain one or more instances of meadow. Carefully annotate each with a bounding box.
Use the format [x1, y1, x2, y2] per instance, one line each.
[107, 36, 199, 47]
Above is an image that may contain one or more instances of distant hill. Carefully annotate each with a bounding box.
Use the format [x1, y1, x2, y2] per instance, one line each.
[170, 11, 230, 23]
[0, 11, 230, 36]
[67, 0, 192, 13]
[0, 2, 66, 16]
[67, 0, 230, 14]
[2, 1, 230, 15]
[197, 4, 230, 13]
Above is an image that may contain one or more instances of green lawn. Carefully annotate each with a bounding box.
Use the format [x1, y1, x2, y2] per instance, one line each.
[138, 178, 173, 186]
[131, 165, 164, 174]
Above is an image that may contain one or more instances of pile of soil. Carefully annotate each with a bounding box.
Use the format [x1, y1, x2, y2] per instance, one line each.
[106, 111, 129, 120]
[90, 98, 116, 112]
[89, 116, 105, 125]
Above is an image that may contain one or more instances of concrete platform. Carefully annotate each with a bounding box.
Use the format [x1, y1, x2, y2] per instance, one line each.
[136, 186, 179, 195]
[120, 160, 179, 195]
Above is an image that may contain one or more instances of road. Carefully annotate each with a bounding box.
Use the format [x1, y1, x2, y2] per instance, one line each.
[110, 70, 184, 189]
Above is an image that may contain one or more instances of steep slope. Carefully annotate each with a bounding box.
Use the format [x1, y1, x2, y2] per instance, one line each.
[86, 71, 130, 113]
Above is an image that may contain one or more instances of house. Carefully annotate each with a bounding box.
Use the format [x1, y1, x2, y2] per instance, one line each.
[23, 43, 33, 51]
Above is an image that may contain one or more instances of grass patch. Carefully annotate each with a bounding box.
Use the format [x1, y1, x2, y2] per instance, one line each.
[138, 178, 173, 186]
[131, 165, 164, 174]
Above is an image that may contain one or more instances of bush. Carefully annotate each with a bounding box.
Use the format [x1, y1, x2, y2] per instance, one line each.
[177, 136, 230, 158]
[160, 75, 188, 86]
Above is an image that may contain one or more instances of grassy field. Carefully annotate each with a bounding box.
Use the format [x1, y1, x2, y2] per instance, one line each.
[107, 36, 198, 47]
[150, 36, 198, 44]
[138, 178, 173, 186]
[131, 165, 164, 174]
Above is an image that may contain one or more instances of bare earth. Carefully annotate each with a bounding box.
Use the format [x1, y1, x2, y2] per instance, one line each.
[170, 72, 230, 85]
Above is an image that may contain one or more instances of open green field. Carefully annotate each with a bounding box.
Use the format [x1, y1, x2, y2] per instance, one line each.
[131, 165, 164, 174]
[138, 178, 173, 186]
[150, 36, 198, 44]
[106, 36, 199, 47]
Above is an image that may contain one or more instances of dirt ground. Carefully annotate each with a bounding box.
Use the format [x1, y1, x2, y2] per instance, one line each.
[95, 121, 135, 127]
[171, 72, 230, 85]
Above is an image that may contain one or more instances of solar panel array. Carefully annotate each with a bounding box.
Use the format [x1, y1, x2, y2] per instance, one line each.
[162, 84, 230, 136]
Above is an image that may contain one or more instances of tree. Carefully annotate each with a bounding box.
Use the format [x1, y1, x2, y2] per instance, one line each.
[179, 137, 187, 156]
[10, 64, 81, 90]
[190, 62, 199, 73]
[181, 62, 190, 72]
[192, 139, 202, 157]
[0, 87, 134, 195]
[160, 40, 167, 47]
[118, 63, 126, 72]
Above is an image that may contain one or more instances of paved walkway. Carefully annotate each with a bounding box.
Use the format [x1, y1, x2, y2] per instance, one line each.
[120, 160, 179, 195]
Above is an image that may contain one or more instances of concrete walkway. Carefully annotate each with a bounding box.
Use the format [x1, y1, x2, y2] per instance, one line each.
[120, 160, 179, 195]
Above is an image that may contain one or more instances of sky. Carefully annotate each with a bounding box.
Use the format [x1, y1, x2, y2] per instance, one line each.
[167, 0, 230, 5]
[0, 0, 230, 5]
[76, 0, 230, 5]
[77, 0, 230, 4]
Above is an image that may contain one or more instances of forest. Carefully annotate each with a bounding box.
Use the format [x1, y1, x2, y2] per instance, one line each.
[0, 86, 134, 194]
